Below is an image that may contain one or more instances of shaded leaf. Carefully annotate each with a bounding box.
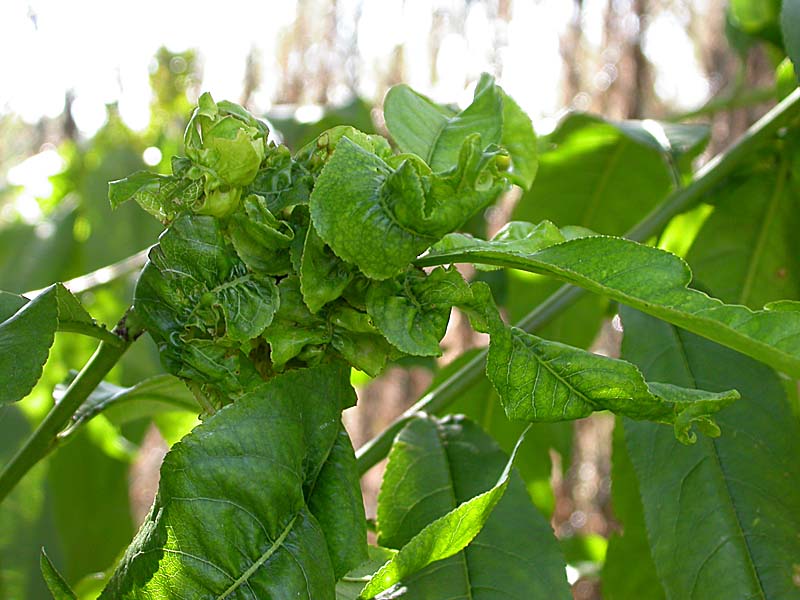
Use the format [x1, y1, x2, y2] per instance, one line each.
[686, 162, 800, 308]
[0, 286, 58, 404]
[41, 550, 77, 600]
[101, 364, 355, 599]
[620, 307, 800, 599]
[363, 415, 569, 599]
[335, 547, 396, 600]
[601, 419, 665, 600]
[783, 0, 800, 79]
[308, 426, 368, 579]
[67, 374, 198, 429]
[301, 223, 355, 313]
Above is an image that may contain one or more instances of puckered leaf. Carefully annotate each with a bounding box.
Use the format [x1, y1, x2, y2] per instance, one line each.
[227, 194, 295, 276]
[108, 170, 203, 223]
[100, 364, 357, 599]
[361, 415, 569, 599]
[310, 136, 509, 280]
[418, 229, 800, 378]
[620, 307, 800, 599]
[135, 214, 279, 348]
[486, 327, 738, 443]
[365, 267, 471, 356]
[383, 73, 537, 187]
[300, 223, 355, 313]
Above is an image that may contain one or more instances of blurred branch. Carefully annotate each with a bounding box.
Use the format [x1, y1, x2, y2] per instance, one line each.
[26, 249, 148, 299]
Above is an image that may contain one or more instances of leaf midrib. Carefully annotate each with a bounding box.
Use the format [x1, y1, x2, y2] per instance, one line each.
[669, 327, 767, 600]
[738, 157, 788, 306]
[216, 514, 297, 599]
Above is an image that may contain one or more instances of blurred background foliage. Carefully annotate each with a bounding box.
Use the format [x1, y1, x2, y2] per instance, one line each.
[0, 0, 795, 598]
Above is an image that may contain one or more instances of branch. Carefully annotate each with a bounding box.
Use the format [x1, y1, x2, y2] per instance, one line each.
[355, 87, 800, 475]
[0, 310, 142, 505]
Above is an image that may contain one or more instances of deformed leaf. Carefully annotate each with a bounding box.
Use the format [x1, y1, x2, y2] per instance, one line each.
[418, 230, 800, 378]
[40, 549, 77, 600]
[383, 74, 537, 187]
[487, 327, 738, 443]
[227, 194, 295, 276]
[365, 267, 471, 356]
[362, 415, 569, 599]
[301, 223, 355, 313]
[310, 136, 509, 280]
[108, 170, 202, 223]
[100, 364, 357, 599]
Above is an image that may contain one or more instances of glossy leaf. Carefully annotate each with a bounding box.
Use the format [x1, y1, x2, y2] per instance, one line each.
[309, 135, 509, 280]
[40, 550, 77, 600]
[620, 307, 800, 599]
[487, 327, 738, 443]
[686, 163, 800, 308]
[101, 364, 356, 599]
[363, 415, 570, 599]
[419, 229, 800, 378]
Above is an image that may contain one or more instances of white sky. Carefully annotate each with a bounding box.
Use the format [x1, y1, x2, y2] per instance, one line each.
[0, 0, 710, 134]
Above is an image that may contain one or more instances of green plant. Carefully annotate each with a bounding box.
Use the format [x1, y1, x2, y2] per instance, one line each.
[2, 26, 800, 600]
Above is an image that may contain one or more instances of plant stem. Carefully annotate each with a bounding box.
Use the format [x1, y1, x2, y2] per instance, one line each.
[356, 87, 800, 475]
[0, 316, 139, 505]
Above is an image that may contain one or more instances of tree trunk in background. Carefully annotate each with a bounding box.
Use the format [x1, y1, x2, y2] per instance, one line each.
[560, 0, 584, 108]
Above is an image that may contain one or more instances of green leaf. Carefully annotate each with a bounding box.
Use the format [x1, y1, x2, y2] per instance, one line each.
[365, 267, 470, 356]
[135, 215, 279, 353]
[783, 0, 800, 79]
[0, 287, 58, 404]
[308, 425, 368, 579]
[184, 92, 267, 188]
[686, 160, 800, 308]
[101, 364, 356, 599]
[362, 415, 570, 599]
[227, 194, 295, 276]
[309, 134, 509, 280]
[300, 223, 355, 313]
[601, 419, 665, 600]
[40, 550, 77, 600]
[513, 113, 675, 235]
[499, 88, 538, 189]
[487, 327, 738, 443]
[335, 547, 396, 600]
[108, 170, 202, 222]
[67, 374, 198, 429]
[419, 231, 800, 378]
[619, 307, 800, 599]
[384, 75, 537, 187]
[0, 405, 51, 599]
